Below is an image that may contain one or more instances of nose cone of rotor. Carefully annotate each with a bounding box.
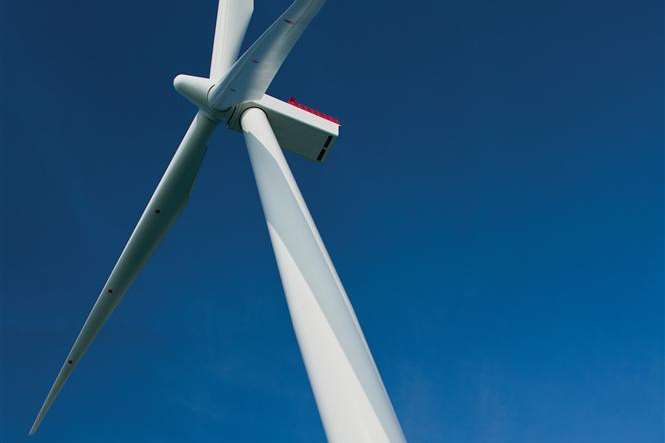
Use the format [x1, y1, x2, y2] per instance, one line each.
[173, 74, 214, 110]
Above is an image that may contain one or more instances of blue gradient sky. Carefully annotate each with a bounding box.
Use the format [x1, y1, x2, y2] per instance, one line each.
[2, 0, 663, 441]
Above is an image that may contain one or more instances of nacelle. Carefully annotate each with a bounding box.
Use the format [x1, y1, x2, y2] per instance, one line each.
[228, 95, 339, 163]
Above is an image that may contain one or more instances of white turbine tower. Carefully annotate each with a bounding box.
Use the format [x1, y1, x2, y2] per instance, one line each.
[30, 1, 407, 441]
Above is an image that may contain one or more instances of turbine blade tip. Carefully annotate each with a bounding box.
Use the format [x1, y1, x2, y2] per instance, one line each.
[29, 413, 44, 435]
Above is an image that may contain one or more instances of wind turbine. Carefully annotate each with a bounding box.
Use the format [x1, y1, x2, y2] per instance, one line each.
[30, 1, 407, 441]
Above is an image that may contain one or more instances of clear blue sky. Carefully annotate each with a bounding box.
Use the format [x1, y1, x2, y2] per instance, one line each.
[1, 0, 663, 441]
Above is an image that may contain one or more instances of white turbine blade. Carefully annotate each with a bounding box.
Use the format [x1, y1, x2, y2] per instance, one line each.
[240, 108, 407, 443]
[208, 0, 325, 111]
[209, 0, 254, 81]
[29, 112, 217, 435]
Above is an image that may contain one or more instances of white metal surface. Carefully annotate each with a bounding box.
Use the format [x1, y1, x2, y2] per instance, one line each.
[29, 112, 218, 435]
[209, 0, 254, 81]
[241, 107, 406, 443]
[208, 0, 326, 110]
[229, 94, 339, 162]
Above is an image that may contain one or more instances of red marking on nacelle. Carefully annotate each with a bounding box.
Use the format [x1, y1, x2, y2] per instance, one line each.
[288, 97, 340, 124]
